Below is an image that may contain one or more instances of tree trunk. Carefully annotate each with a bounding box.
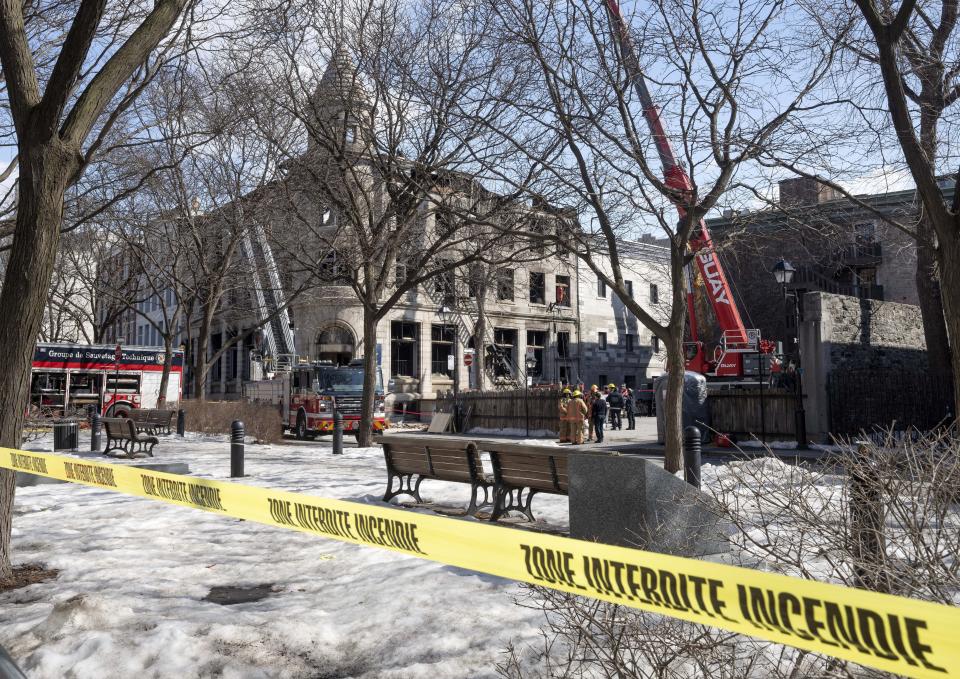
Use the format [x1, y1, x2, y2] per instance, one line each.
[0, 140, 74, 578]
[915, 107, 953, 378]
[662, 333, 685, 473]
[936, 234, 960, 415]
[357, 308, 378, 447]
[157, 335, 173, 408]
[474, 287, 487, 391]
[193, 311, 213, 401]
[915, 229, 952, 374]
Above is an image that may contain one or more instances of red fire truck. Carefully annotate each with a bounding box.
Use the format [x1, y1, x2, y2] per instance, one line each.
[29, 343, 184, 417]
[245, 359, 387, 439]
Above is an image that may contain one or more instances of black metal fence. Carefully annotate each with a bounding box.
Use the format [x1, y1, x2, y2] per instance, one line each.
[438, 388, 562, 434]
[827, 369, 954, 435]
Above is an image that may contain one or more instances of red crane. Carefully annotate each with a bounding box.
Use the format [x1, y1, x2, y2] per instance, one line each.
[604, 0, 762, 377]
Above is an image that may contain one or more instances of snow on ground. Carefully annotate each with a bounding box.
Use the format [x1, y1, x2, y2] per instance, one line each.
[3, 432, 570, 679]
[5, 432, 911, 678]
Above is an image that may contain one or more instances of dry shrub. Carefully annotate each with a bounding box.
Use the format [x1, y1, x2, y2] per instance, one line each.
[500, 427, 960, 679]
[181, 399, 283, 444]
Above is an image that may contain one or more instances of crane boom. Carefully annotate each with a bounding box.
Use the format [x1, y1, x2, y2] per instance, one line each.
[603, 0, 751, 376]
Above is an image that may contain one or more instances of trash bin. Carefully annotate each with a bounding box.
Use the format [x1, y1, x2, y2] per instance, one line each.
[53, 421, 79, 451]
[655, 371, 710, 444]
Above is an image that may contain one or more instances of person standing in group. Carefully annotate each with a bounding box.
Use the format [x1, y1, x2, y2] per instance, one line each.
[586, 384, 599, 442]
[558, 388, 571, 443]
[591, 390, 608, 443]
[568, 390, 588, 444]
[622, 384, 636, 430]
[606, 383, 623, 430]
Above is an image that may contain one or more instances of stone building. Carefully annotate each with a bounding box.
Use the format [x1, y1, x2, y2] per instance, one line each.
[100, 49, 671, 409]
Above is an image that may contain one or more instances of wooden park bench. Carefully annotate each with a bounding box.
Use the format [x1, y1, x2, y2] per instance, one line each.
[128, 409, 175, 435]
[102, 417, 158, 458]
[379, 436, 493, 516]
[481, 442, 572, 522]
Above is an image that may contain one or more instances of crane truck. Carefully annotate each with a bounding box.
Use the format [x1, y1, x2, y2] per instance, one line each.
[604, 0, 773, 379]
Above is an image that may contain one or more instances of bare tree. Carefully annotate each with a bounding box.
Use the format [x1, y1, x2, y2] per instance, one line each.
[0, 0, 198, 578]
[745, 0, 958, 387]
[480, 0, 839, 470]
[851, 0, 958, 385]
[243, 0, 537, 445]
[100, 62, 317, 401]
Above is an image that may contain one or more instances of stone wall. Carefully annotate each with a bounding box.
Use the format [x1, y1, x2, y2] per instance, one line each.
[816, 293, 926, 370]
[799, 292, 927, 440]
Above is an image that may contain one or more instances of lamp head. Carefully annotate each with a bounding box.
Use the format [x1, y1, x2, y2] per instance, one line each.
[772, 258, 795, 285]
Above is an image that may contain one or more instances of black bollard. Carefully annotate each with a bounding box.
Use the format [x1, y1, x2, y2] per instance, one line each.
[231, 420, 244, 478]
[90, 411, 102, 452]
[177, 408, 186, 436]
[683, 425, 702, 489]
[332, 411, 343, 455]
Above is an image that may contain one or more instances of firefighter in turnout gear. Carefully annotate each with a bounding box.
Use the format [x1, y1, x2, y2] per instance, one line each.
[558, 388, 572, 443]
[568, 390, 588, 444]
[587, 384, 599, 441]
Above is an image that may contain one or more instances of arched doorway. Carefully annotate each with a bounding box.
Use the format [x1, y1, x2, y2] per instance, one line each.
[315, 324, 356, 365]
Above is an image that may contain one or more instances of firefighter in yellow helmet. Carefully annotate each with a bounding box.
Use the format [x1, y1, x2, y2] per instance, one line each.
[587, 384, 599, 442]
[568, 389, 588, 444]
[558, 388, 572, 443]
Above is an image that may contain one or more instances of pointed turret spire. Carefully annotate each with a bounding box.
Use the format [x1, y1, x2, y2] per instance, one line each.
[310, 46, 370, 144]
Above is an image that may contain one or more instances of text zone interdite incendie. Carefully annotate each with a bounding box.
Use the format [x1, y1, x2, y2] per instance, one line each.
[3, 448, 958, 679]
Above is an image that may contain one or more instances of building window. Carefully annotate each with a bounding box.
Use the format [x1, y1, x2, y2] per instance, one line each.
[557, 331, 570, 358]
[527, 330, 546, 377]
[598, 332, 607, 350]
[559, 366, 570, 383]
[598, 278, 607, 298]
[319, 250, 341, 281]
[496, 269, 514, 301]
[625, 334, 634, 352]
[430, 324, 455, 377]
[434, 261, 455, 306]
[650, 284, 659, 305]
[555, 275, 570, 307]
[394, 260, 408, 286]
[490, 327, 516, 377]
[854, 221, 876, 244]
[652, 336, 660, 353]
[390, 321, 418, 377]
[467, 265, 481, 299]
[599, 374, 608, 388]
[529, 272, 545, 304]
[625, 280, 633, 299]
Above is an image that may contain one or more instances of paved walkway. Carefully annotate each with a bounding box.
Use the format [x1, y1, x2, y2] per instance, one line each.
[380, 416, 828, 464]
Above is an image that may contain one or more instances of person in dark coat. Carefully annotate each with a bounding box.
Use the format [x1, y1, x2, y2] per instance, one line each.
[591, 392, 608, 443]
[606, 383, 623, 430]
[622, 384, 636, 430]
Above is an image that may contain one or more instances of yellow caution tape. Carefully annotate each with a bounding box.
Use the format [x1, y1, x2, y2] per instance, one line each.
[2, 447, 958, 678]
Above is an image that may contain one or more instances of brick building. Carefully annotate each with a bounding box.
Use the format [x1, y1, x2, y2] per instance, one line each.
[707, 177, 933, 348]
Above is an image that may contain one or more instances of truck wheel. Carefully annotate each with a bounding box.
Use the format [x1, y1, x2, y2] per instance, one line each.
[295, 412, 307, 440]
[107, 404, 131, 418]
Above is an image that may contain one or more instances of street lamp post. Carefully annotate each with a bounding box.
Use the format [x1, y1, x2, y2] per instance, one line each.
[772, 258, 808, 448]
[524, 355, 537, 437]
